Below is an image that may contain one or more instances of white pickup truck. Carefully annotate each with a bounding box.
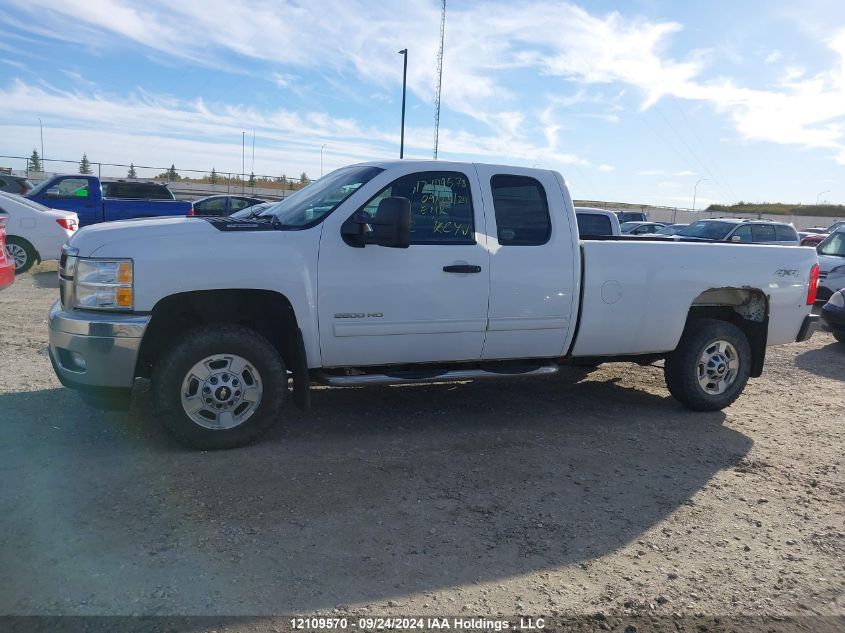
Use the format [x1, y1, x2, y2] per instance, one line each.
[48, 160, 820, 449]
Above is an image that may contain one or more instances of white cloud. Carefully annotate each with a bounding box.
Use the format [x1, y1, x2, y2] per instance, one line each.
[673, 170, 695, 176]
[598, 164, 614, 172]
[2, 0, 845, 169]
[765, 50, 783, 64]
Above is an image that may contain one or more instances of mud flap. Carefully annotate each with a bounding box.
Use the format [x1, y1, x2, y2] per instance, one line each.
[291, 327, 311, 411]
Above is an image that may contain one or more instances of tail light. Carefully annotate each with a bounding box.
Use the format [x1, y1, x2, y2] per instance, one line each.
[187, 207, 195, 216]
[0, 217, 6, 254]
[807, 263, 820, 305]
[56, 218, 78, 231]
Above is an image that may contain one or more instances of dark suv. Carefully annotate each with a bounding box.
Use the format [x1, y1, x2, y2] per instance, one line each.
[0, 175, 34, 195]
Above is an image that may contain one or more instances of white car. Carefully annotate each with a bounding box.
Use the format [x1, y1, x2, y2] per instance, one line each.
[0, 192, 78, 273]
[817, 226, 845, 302]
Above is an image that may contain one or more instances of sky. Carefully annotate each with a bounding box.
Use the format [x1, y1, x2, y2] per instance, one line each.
[1, 0, 845, 209]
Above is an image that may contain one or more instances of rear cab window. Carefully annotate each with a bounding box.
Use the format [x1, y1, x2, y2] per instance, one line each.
[490, 174, 551, 245]
[576, 213, 612, 236]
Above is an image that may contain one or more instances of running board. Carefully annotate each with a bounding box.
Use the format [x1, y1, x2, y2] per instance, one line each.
[315, 362, 559, 387]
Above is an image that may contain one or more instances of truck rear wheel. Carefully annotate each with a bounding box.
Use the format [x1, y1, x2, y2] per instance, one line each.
[664, 319, 751, 411]
[152, 325, 286, 449]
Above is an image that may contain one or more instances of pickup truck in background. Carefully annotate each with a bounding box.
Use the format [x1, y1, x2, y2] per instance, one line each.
[48, 160, 820, 449]
[27, 175, 193, 227]
[575, 206, 621, 237]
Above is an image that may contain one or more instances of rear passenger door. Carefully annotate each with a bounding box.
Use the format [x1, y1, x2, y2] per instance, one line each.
[473, 166, 578, 359]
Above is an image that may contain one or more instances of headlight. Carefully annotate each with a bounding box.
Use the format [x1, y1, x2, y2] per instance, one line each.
[829, 265, 845, 277]
[72, 258, 134, 310]
[829, 291, 845, 308]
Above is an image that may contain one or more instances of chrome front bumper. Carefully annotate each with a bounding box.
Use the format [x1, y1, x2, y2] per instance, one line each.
[48, 300, 150, 390]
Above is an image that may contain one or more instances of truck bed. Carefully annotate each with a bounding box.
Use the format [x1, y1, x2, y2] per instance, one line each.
[571, 240, 818, 357]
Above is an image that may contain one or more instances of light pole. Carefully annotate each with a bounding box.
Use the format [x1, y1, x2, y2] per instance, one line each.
[816, 190, 831, 205]
[241, 131, 245, 195]
[692, 178, 708, 212]
[320, 143, 327, 178]
[398, 49, 407, 159]
[38, 118, 44, 171]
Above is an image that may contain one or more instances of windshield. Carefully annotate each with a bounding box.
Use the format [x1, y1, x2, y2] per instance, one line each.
[819, 231, 845, 257]
[260, 166, 383, 228]
[619, 222, 642, 232]
[656, 224, 684, 235]
[230, 201, 274, 219]
[677, 221, 736, 240]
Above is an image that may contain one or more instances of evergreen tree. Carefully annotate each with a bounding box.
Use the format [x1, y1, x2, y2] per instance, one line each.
[167, 164, 180, 181]
[127, 163, 137, 178]
[300, 172, 309, 184]
[79, 153, 92, 175]
[29, 149, 41, 172]
[248, 172, 256, 187]
[210, 167, 218, 184]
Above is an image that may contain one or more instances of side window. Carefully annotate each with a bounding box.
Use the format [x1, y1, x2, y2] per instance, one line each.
[775, 225, 798, 242]
[730, 225, 752, 242]
[45, 177, 90, 199]
[0, 178, 7, 188]
[752, 224, 776, 242]
[358, 170, 474, 244]
[490, 174, 551, 245]
[196, 198, 227, 213]
[576, 214, 611, 236]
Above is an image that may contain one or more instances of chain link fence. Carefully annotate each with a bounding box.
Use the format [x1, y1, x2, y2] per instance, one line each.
[0, 155, 313, 201]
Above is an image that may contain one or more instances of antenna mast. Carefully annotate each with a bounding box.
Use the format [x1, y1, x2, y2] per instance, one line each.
[433, 0, 446, 159]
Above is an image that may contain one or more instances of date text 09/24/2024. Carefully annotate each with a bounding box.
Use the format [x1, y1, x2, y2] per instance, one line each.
[290, 616, 546, 630]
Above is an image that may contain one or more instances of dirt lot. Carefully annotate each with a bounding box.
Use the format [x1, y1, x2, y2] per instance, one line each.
[1, 263, 843, 629]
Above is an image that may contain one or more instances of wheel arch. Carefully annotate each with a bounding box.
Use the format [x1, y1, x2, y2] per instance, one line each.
[686, 287, 769, 377]
[136, 289, 310, 408]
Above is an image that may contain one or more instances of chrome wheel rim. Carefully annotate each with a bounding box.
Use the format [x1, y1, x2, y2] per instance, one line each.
[6, 243, 27, 269]
[697, 340, 739, 395]
[180, 354, 263, 430]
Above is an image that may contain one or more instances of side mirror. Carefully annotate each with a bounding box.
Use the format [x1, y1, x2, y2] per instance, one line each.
[372, 197, 411, 248]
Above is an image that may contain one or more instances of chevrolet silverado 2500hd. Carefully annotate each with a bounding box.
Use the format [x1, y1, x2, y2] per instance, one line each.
[48, 161, 820, 449]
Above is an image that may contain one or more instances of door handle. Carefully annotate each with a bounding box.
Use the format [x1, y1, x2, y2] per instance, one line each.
[443, 264, 481, 273]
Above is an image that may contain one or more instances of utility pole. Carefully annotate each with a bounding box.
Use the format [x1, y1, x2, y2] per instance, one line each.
[251, 131, 256, 195]
[241, 131, 245, 195]
[38, 118, 44, 171]
[433, 0, 446, 159]
[692, 178, 708, 212]
[320, 144, 327, 178]
[398, 49, 408, 159]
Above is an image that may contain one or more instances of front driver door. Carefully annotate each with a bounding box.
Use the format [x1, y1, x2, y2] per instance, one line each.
[317, 166, 490, 367]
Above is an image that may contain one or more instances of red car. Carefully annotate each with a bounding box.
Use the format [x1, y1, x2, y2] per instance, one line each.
[800, 221, 845, 247]
[0, 216, 15, 290]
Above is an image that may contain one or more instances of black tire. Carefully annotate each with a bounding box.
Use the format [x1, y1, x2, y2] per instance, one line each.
[152, 325, 286, 449]
[6, 236, 37, 274]
[664, 318, 751, 411]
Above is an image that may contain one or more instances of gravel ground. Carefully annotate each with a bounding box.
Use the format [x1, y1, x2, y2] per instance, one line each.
[0, 263, 843, 630]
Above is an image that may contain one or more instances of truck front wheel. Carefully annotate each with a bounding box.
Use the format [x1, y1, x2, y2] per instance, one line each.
[152, 325, 287, 449]
[664, 319, 751, 411]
